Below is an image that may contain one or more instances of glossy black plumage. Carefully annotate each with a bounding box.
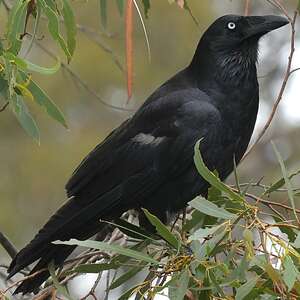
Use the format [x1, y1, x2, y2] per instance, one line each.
[8, 14, 288, 294]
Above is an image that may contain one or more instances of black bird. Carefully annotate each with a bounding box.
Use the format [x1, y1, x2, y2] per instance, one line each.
[8, 14, 288, 294]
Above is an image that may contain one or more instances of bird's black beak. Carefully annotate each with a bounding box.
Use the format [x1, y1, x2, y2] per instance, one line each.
[244, 15, 289, 39]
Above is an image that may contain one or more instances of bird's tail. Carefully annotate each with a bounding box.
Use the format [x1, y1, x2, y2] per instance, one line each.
[11, 244, 75, 295]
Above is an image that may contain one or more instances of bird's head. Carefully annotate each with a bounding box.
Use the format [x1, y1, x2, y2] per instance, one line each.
[191, 15, 289, 84]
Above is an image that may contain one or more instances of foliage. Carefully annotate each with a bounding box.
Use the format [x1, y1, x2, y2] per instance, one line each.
[0, 0, 190, 142]
[35, 141, 300, 299]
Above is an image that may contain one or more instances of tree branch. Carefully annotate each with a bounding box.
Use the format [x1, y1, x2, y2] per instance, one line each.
[0, 231, 18, 259]
[0, 102, 9, 113]
[243, 11, 297, 159]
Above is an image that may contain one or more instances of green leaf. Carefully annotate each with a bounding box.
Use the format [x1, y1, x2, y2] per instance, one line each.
[38, 0, 71, 61]
[110, 264, 146, 290]
[142, 0, 150, 17]
[263, 169, 300, 195]
[62, 0, 77, 57]
[99, 0, 107, 28]
[75, 263, 116, 273]
[48, 261, 73, 300]
[19, 71, 67, 128]
[189, 224, 225, 241]
[235, 275, 259, 300]
[53, 239, 159, 265]
[283, 256, 299, 291]
[5, 51, 61, 75]
[109, 219, 157, 241]
[189, 196, 236, 220]
[142, 208, 180, 249]
[10, 95, 40, 143]
[271, 142, 299, 223]
[168, 270, 189, 300]
[25, 58, 61, 75]
[194, 140, 244, 203]
[6, 0, 27, 54]
[115, 0, 124, 16]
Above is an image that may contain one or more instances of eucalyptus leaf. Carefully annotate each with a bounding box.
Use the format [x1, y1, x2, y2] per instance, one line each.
[236, 276, 259, 300]
[189, 196, 235, 220]
[53, 239, 159, 265]
[142, 208, 180, 249]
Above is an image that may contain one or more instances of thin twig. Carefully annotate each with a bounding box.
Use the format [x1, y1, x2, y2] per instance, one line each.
[35, 41, 134, 112]
[244, 0, 251, 16]
[244, 11, 297, 159]
[0, 102, 9, 112]
[0, 231, 18, 259]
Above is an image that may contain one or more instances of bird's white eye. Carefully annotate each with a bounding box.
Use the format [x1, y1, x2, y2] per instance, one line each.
[227, 22, 236, 30]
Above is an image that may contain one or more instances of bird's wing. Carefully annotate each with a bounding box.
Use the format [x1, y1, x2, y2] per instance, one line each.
[66, 88, 221, 202]
[9, 89, 221, 274]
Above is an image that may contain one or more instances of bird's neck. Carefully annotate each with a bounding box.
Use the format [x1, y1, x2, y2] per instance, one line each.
[189, 44, 259, 91]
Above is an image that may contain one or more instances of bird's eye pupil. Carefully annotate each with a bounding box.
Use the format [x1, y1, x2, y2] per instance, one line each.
[228, 22, 236, 30]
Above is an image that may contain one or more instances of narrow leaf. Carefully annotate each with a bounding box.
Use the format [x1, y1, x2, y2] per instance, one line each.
[62, 0, 76, 57]
[99, 0, 107, 28]
[125, 0, 133, 100]
[283, 256, 299, 291]
[189, 224, 225, 241]
[263, 169, 300, 195]
[49, 261, 73, 300]
[271, 141, 299, 224]
[142, 208, 180, 249]
[110, 264, 146, 290]
[10, 95, 40, 143]
[116, 0, 124, 15]
[194, 140, 244, 203]
[141, 0, 150, 17]
[38, 0, 71, 61]
[235, 276, 259, 300]
[19, 71, 67, 128]
[168, 270, 189, 300]
[53, 239, 159, 265]
[189, 196, 235, 220]
[75, 263, 116, 273]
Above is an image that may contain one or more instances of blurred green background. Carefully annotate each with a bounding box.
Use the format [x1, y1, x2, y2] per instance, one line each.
[0, 0, 299, 264]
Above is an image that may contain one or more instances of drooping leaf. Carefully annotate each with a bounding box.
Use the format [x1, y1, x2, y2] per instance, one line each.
[110, 263, 146, 290]
[189, 224, 225, 241]
[283, 256, 299, 291]
[125, 0, 133, 100]
[75, 263, 116, 273]
[194, 140, 244, 203]
[48, 261, 73, 300]
[263, 169, 300, 195]
[142, 208, 180, 249]
[141, 0, 150, 17]
[235, 275, 259, 300]
[53, 239, 159, 265]
[10, 95, 40, 143]
[62, 0, 77, 57]
[38, 0, 71, 62]
[19, 71, 67, 128]
[168, 270, 189, 300]
[271, 142, 299, 223]
[116, 0, 124, 15]
[5, 51, 61, 75]
[189, 196, 236, 220]
[99, 0, 107, 28]
[6, 0, 27, 54]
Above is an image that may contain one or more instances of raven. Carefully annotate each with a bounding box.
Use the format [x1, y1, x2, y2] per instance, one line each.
[8, 14, 288, 294]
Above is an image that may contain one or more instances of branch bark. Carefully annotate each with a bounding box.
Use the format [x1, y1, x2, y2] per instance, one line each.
[243, 11, 297, 159]
[0, 231, 18, 259]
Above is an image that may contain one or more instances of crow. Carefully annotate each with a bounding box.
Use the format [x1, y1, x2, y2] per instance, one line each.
[8, 14, 288, 294]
